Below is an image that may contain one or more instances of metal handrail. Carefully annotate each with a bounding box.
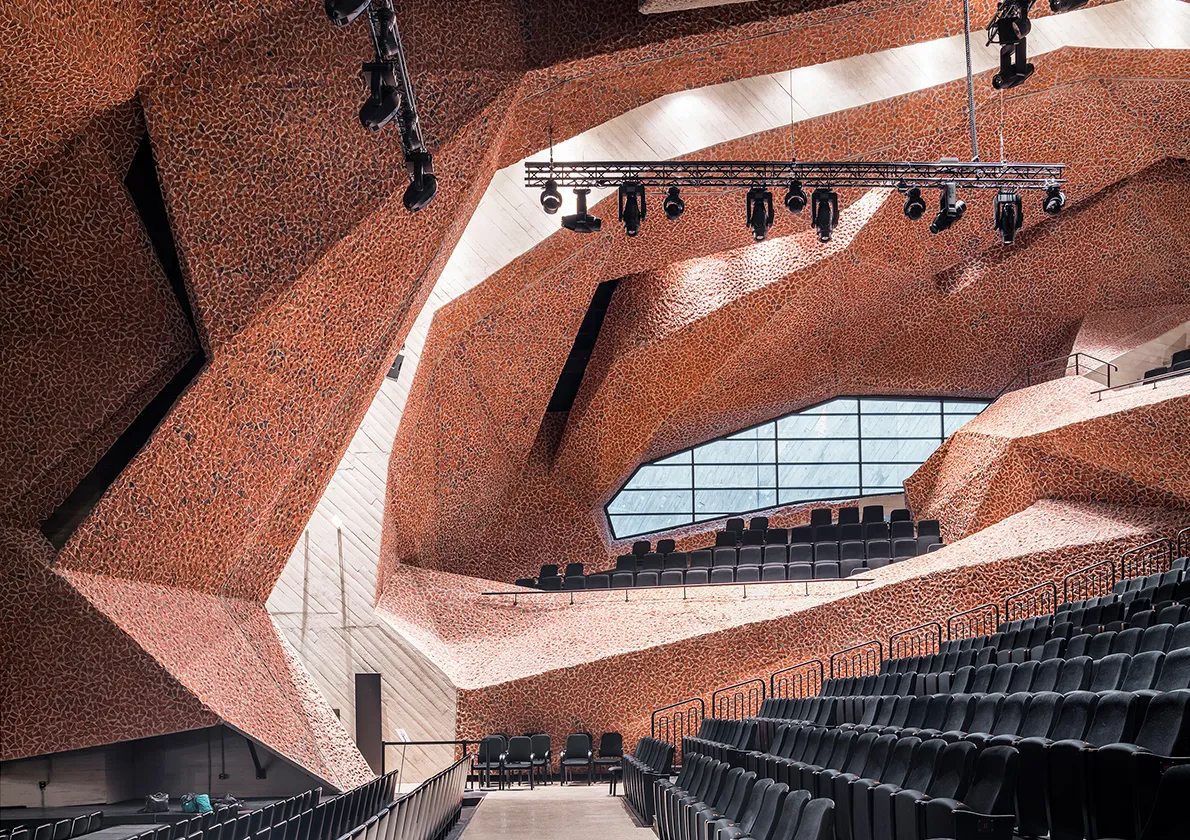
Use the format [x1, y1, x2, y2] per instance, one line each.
[1062, 557, 1117, 604]
[1004, 581, 1058, 623]
[1092, 365, 1190, 400]
[711, 678, 766, 719]
[947, 602, 1000, 640]
[769, 659, 824, 698]
[482, 576, 875, 604]
[1120, 537, 1174, 580]
[889, 622, 943, 660]
[1179, 527, 1190, 561]
[997, 352, 1118, 397]
[829, 640, 884, 678]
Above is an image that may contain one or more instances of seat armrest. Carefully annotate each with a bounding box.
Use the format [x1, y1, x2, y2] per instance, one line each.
[952, 808, 1015, 840]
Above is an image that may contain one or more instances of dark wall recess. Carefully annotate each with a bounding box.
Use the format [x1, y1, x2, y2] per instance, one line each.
[40, 132, 207, 550]
[546, 279, 619, 414]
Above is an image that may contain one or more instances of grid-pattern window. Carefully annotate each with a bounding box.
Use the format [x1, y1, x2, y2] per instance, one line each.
[606, 396, 987, 539]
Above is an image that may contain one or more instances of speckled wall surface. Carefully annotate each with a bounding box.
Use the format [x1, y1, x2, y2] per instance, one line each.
[0, 0, 1166, 787]
[382, 50, 1190, 587]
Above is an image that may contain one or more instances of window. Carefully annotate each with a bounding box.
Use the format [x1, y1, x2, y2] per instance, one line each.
[605, 396, 987, 539]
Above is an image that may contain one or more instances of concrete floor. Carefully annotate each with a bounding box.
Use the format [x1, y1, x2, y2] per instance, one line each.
[460, 783, 655, 840]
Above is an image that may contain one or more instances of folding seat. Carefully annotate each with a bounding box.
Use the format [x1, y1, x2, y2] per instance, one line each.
[1065, 633, 1093, 659]
[726, 518, 747, 533]
[861, 505, 885, 523]
[838, 523, 864, 543]
[743, 529, 767, 547]
[633, 540, 652, 557]
[616, 554, 637, 571]
[565, 562, 584, 577]
[1089, 690, 1190, 840]
[788, 543, 813, 565]
[1129, 609, 1157, 629]
[832, 506, 858, 526]
[885, 741, 979, 840]
[864, 522, 890, 541]
[1133, 623, 1171, 654]
[1088, 652, 1130, 691]
[915, 519, 940, 538]
[539, 575, 563, 590]
[68, 818, 87, 839]
[851, 737, 928, 840]
[864, 540, 890, 560]
[914, 536, 941, 555]
[966, 663, 995, 694]
[904, 695, 967, 739]
[840, 542, 865, 564]
[586, 573, 610, 589]
[1144, 647, 1190, 693]
[1050, 620, 1074, 640]
[889, 520, 915, 540]
[611, 570, 635, 588]
[826, 734, 897, 840]
[712, 778, 789, 840]
[815, 562, 840, 579]
[972, 646, 995, 670]
[1046, 690, 1145, 840]
[637, 570, 661, 587]
[953, 649, 976, 670]
[948, 667, 975, 694]
[796, 729, 860, 793]
[1006, 659, 1038, 692]
[936, 694, 1005, 744]
[717, 531, 740, 548]
[762, 564, 787, 582]
[660, 569, 685, 587]
[790, 525, 815, 544]
[710, 568, 735, 584]
[1117, 650, 1165, 694]
[757, 528, 786, 547]
[1144, 366, 1170, 379]
[891, 539, 916, 560]
[1100, 600, 1126, 625]
[642, 553, 665, 571]
[840, 559, 865, 578]
[761, 545, 788, 566]
[1156, 604, 1187, 625]
[750, 516, 770, 531]
[737, 565, 761, 583]
[714, 548, 738, 567]
[663, 553, 688, 570]
[787, 563, 812, 580]
[1088, 631, 1117, 659]
[739, 546, 764, 566]
[774, 729, 836, 787]
[690, 549, 713, 568]
[691, 767, 757, 840]
[987, 663, 1016, 694]
[810, 509, 833, 527]
[514, 577, 536, 588]
[1025, 657, 1060, 692]
[815, 525, 838, 543]
[539, 563, 560, 578]
[920, 746, 1018, 840]
[1110, 626, 1144, 655]
[563, 575, 586, 590]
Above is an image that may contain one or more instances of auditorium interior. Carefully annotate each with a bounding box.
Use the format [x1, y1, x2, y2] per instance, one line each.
[3, 0, 1190, 839]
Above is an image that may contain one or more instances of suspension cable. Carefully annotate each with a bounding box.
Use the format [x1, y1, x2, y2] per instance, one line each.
[961, 0, 981, 161]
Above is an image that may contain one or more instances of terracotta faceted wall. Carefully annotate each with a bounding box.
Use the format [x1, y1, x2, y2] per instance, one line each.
[381, 48, 1190, 588]
[8, 0, 1068, 790]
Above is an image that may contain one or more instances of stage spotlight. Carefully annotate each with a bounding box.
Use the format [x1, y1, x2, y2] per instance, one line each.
[359, 63, 400, 131]
[1042, 183, 1066, 214]
[987, 0, 1035, 89]
[810, 187, 839, 242]
[663, 186, 685, 221]
[1048, 0, 1087, 10]
[784, 180, 807, 214]
[402, 152, 437, 212]
[902, 188, 927, 220]
[746, 187, 774, 241]
[994, 190, 1023, 245]
[372, 1, 402, 60]
[930, 182, 966, 234]
[618, 182, 647, 236]
[562, 189, 602, 234]
[325, 0, 370, 25]
[540, 179, 562, 214]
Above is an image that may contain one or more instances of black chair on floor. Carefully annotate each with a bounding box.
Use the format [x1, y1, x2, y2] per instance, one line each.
[657, 538, 676, 554]
[595, 732, 623, 778]
[473, 735, 505, 788]
[530, 734, 552, 784]
[560, 733, 594, 784]
[501, 736, 534, 789]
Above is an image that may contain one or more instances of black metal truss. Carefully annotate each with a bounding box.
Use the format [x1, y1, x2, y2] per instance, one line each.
[525, 160, 1065, 191]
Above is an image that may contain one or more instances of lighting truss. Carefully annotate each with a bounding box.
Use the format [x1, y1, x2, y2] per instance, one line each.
[524, 160, 1065, 191]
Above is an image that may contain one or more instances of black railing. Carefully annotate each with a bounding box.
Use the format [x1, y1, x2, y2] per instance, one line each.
[769, 659, 824, 699]
[1062, 557, 1117, 604]
[889, 622, 943, 660]
[481, 575, 874, 604]
[712, 678, 766, 719]
[1120, 538, 1173, 580]
[652, 697, 705, 765]
[1092, 365, 1190, 400]
[997, 352, 1117, 397]
[380, 739, 478, 777]
[829, 640, 883, 678]
[1179, 527, 1190, 560]
[1004, 581, 1058, 623]
[947, 603, 1000, 640]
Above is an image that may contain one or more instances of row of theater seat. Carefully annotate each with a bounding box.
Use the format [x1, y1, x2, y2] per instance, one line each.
[709, 521, 938, 550]
[2, 813, 102, 840]
[654, 754, 835, 840]
[114, 791, 324, 840]
[1142, 347, 1190, 380]
[622, 737, 674, 822]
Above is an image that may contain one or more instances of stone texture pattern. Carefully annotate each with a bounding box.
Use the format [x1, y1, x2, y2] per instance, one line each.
[382, 50, 1190, 588]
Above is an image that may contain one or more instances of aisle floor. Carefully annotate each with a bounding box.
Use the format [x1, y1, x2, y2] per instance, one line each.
[461, 783, 654, 840]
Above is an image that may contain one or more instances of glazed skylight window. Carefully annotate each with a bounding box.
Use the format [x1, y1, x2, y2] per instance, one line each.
[605, 396, 988, 539]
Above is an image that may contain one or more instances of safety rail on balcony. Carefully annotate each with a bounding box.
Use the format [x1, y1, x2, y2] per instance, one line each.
[1120, 537, 1174, 580]
[343, 755, 468, 840]
[829, 640, 884, 679]
[888, 622, 943, 660]
[711, 678, 767, 720]
[947, 602, 1000, 641]
[1062, 557, 1117, 604]
[652, 697, 705, 765]
[1179, 527, 1190, 561]
[769, 659, 824, 700]
[997, 352, 1117, 397]
[481, 575, 875, 605]
[1004, 581, 1058, 623]
[1091, 364, 1190, 400]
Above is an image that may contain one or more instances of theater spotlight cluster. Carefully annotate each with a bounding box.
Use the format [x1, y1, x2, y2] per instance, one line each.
[986, 0, 1089, 89]
[324, 0, 436, 212]
[526, 160, 1067, 246]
